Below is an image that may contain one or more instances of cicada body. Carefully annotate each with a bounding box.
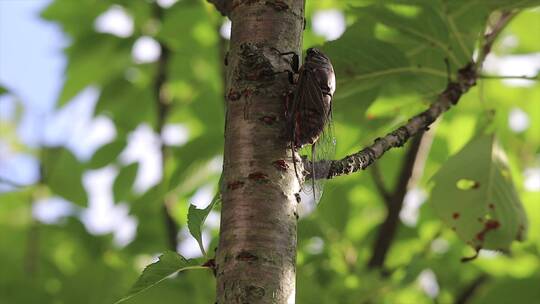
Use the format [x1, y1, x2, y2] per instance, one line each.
[290, 48, 335, 148]
[287, 48, 336, 207]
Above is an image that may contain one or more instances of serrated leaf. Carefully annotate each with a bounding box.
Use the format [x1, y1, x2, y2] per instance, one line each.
[88, 139, 126, 169]
[113, 162, 139, 202]
[188, 176, 222, 256]
[41, 147, 87, 206]
[430, 134, 528, 252]
[115, 251, 203, 303]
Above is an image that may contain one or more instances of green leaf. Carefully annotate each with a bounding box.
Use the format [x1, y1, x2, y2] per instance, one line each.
[125, 183, 168, 253]
[504, 10, 540, 54]
[187, 176, 222, 256]
[115, 251, 203, 304]
[0, 85, 7, 95]
[88, 139, 126, 169]
[324, 22, 410, 95]
[58, 34, 132, 107]
[430, 134, 528, 252]
[94, 77, 157, 131]
[113, 162, 139, 202]
[41, 147, 87, 206]
[41, 0, 108, 37]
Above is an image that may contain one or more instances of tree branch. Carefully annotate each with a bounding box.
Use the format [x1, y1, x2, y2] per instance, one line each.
[369, 164, 391, 205]
[309, 11, 516, 181]
[479, 74, 538, 80]
[153, 3, 179, 251]
[314, 62, 476, 180]
[476, 11, 517, 69]
[455, 274, 489, 304]
[367, 132, 424, 269]
[207, 0, 232, 17]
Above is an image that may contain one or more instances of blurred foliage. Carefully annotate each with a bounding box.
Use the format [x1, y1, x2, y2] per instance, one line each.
[1, 0, 539, 303]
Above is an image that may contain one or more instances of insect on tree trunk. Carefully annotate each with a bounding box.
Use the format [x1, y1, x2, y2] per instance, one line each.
[215, 1, 306, 303]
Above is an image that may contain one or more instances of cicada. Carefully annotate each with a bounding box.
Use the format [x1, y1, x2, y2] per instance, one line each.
[286, 48, 336, 207]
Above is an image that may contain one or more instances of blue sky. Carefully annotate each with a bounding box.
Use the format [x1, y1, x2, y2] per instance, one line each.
[0, 0, 65, 144]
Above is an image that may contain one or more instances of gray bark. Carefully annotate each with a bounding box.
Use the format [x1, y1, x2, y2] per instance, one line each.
[215, 1, 305, 303]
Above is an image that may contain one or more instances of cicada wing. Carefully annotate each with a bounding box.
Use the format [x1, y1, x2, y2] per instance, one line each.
[296, 70, 336, 208]
[306, 114, 336, 207]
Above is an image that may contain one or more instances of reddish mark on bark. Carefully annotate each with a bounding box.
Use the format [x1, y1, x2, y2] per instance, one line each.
[273, 160, 289, 171]
[227, 180, 245, 190]
[265, 0, 289, 11]
[227, 89, 241, 101]
[236, 251, 258, 262]
[476, 219, 500, 241]
[452, 212, 460, 220]
[243, 88, 253, 97]
[248, 172, 269, 184]
[260, 115, 277, 125]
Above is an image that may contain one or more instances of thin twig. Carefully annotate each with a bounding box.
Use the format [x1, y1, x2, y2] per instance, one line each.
[455, 275, 489, 304]
[308, 11, 515, 181]
[153, 3, 179, 251]
[408, 124, 437, 187]
[24, 222, 40, 275]
[369, 164, 391, 205]
[479, 74, 538, 80]
[367, 132, 424, 269]
[476, 11, 517, 70]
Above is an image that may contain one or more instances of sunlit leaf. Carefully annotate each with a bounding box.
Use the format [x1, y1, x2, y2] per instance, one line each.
[41, 147, 87, 206]
[113, 162, 139, 203]
[95, 77, 157, 131]
[115, 251, 203, 303]
[88, 139, 126, 169]
[430, 134, 528, 252]
[57, 34, 132, 106]
[187, 176, 221, 256]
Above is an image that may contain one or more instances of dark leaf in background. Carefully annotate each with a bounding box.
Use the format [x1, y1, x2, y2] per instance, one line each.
[88, 139, 127, 169]
[113, 162, 139, 203]
[41, 147, 87, 206]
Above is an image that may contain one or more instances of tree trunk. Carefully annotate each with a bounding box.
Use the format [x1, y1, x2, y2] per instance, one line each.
[215, 1, 305, 303]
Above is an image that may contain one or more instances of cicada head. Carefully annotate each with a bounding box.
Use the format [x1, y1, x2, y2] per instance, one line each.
[306, 48, 330, 62]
